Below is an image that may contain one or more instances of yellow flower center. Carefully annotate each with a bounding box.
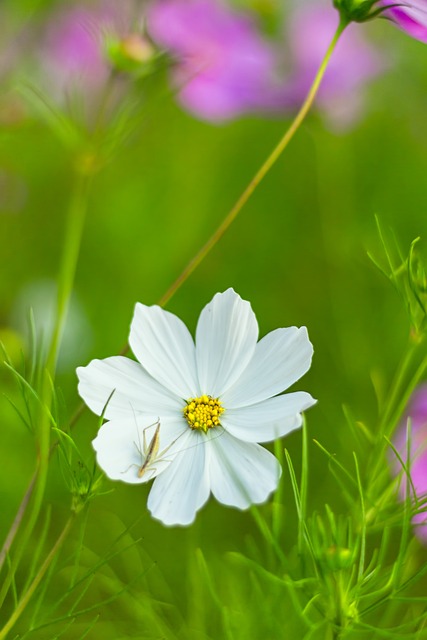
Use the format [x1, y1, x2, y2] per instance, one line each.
[183, 395, 224, 433]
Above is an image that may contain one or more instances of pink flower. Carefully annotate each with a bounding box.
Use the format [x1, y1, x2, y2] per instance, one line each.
[147, 0, 385, 128]
[282, 5, 386, 129]
[146, 0, 282, 122]
[393, 384, 427, 543]
[383, 1, 427, 44]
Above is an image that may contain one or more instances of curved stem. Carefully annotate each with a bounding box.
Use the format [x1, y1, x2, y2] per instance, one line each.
[157, 19, 347, 308]
[0, 515, 75, 640]
[0, 473, 36, 572]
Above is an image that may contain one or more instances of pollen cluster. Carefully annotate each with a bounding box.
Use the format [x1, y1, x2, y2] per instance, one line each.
[183, 395, 224, 433]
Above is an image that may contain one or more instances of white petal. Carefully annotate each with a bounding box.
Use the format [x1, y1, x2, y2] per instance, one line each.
[92, 416, 187, 484]
[77, 356, 182, 420]
[129, 303, 199, 399]
[222, 392, 316, 443]
[195, 289, 258, 397]
[147, 430, 210, 526]
[209, 432, 281, 509]
[222, 327, 313, 408]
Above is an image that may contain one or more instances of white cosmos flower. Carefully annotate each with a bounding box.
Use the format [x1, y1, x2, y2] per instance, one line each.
[77, 288, 315, 526]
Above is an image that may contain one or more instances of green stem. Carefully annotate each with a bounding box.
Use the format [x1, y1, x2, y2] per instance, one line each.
[157, 19, 347, 308]
[0, 473, 36, 573]
[0, 172, 91, 609]
[378, 339, 419, 436]
[299, 418, 309, 556]
[46, 174, 92, 374]
[272, 440, 285, 540]
[0, 516, 75, 640]
[387, 347, 427, 439]
[250, 506, 288, 568]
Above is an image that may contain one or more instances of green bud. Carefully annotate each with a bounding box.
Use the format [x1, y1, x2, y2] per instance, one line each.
[333, 0, 384, 24]
[71, 463, 105, 514]
[106, 34, 156, 75]
[323, 544, 354, 572]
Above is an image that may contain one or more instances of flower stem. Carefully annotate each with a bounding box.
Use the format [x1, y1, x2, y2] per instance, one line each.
[250, 506, 289, 567]
[0, 515, 75, 640]
[0, 473, 36, 574]
[0, 171, 92, 608]
[378, 339, 419, 437]
[157, 19, 347, 308]
[386, 344, 427, 439]
[46, 174, 92, 373]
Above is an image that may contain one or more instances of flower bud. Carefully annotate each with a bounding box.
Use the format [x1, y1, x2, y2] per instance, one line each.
[333, 0, 382, 23]
[323, 544, 353, 571]
[106, 34, 156, 74]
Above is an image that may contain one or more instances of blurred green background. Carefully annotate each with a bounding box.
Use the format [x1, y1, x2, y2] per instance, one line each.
[1, 0, 427, 637]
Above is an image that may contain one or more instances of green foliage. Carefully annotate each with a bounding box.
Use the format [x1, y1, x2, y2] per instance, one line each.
[368, 218, 427, 337]
[2, 1, 427, 638]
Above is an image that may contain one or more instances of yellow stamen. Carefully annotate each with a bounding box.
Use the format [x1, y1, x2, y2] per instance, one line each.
[183, 395, 224, 434]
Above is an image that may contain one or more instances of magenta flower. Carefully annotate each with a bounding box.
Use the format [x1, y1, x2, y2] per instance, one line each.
[383, 1, 427, 44]
[147, 0, 385, 128]
[393, 384, 427, 543]
[282, 5, 386, 129]
[146, 0, 282, 122]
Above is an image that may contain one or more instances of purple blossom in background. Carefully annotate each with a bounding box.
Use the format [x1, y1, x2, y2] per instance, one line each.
[147, 0, 386, 128]
[282, 5, 386, 130]
[383, 0, 427, 44]
[393, 383, 427, 543]
[41, 4, 115, 96]
[146, 0, 282, 122]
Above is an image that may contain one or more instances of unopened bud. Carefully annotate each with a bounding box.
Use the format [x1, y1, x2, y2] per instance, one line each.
[324, 544, 353, 571]
[333, 0, 383, 24]
[107, 34, 156, 74]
